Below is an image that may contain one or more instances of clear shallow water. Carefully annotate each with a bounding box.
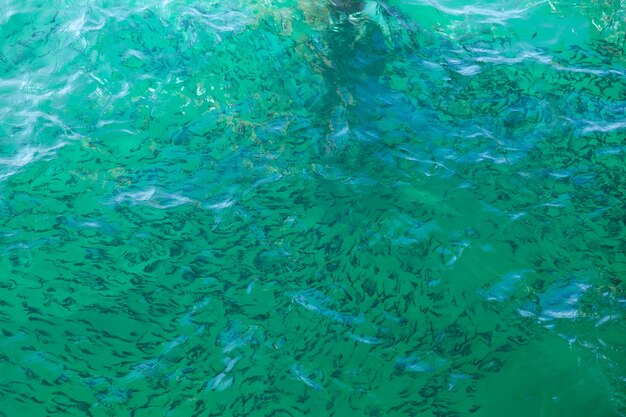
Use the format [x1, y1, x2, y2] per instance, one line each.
[1, 0, 625, 416]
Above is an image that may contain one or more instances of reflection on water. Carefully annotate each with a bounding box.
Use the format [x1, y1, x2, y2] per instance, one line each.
[0, 0, 625, 416]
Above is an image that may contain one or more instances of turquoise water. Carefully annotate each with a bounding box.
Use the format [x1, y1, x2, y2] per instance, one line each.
[1, 0, 625, 416]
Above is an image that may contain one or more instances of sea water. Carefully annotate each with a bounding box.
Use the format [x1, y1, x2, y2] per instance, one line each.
[0, 1, 625, 416]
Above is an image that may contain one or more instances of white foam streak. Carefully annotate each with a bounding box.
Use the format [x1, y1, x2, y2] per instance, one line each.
[581, 121, 626, 134]
[406, 0, 545, 23]
[0, 142, 67, 182]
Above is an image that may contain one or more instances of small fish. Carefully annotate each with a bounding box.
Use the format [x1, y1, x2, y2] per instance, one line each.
[207, 372, 234, 392]
[347, 332, 382, 345]
[289, 364, 323, 391]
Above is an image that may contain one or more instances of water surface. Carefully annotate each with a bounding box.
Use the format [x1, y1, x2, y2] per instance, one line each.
[1, 1, 625, 416]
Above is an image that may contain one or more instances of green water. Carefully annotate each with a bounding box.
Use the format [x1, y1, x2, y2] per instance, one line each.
[1, 0, 625, 416]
